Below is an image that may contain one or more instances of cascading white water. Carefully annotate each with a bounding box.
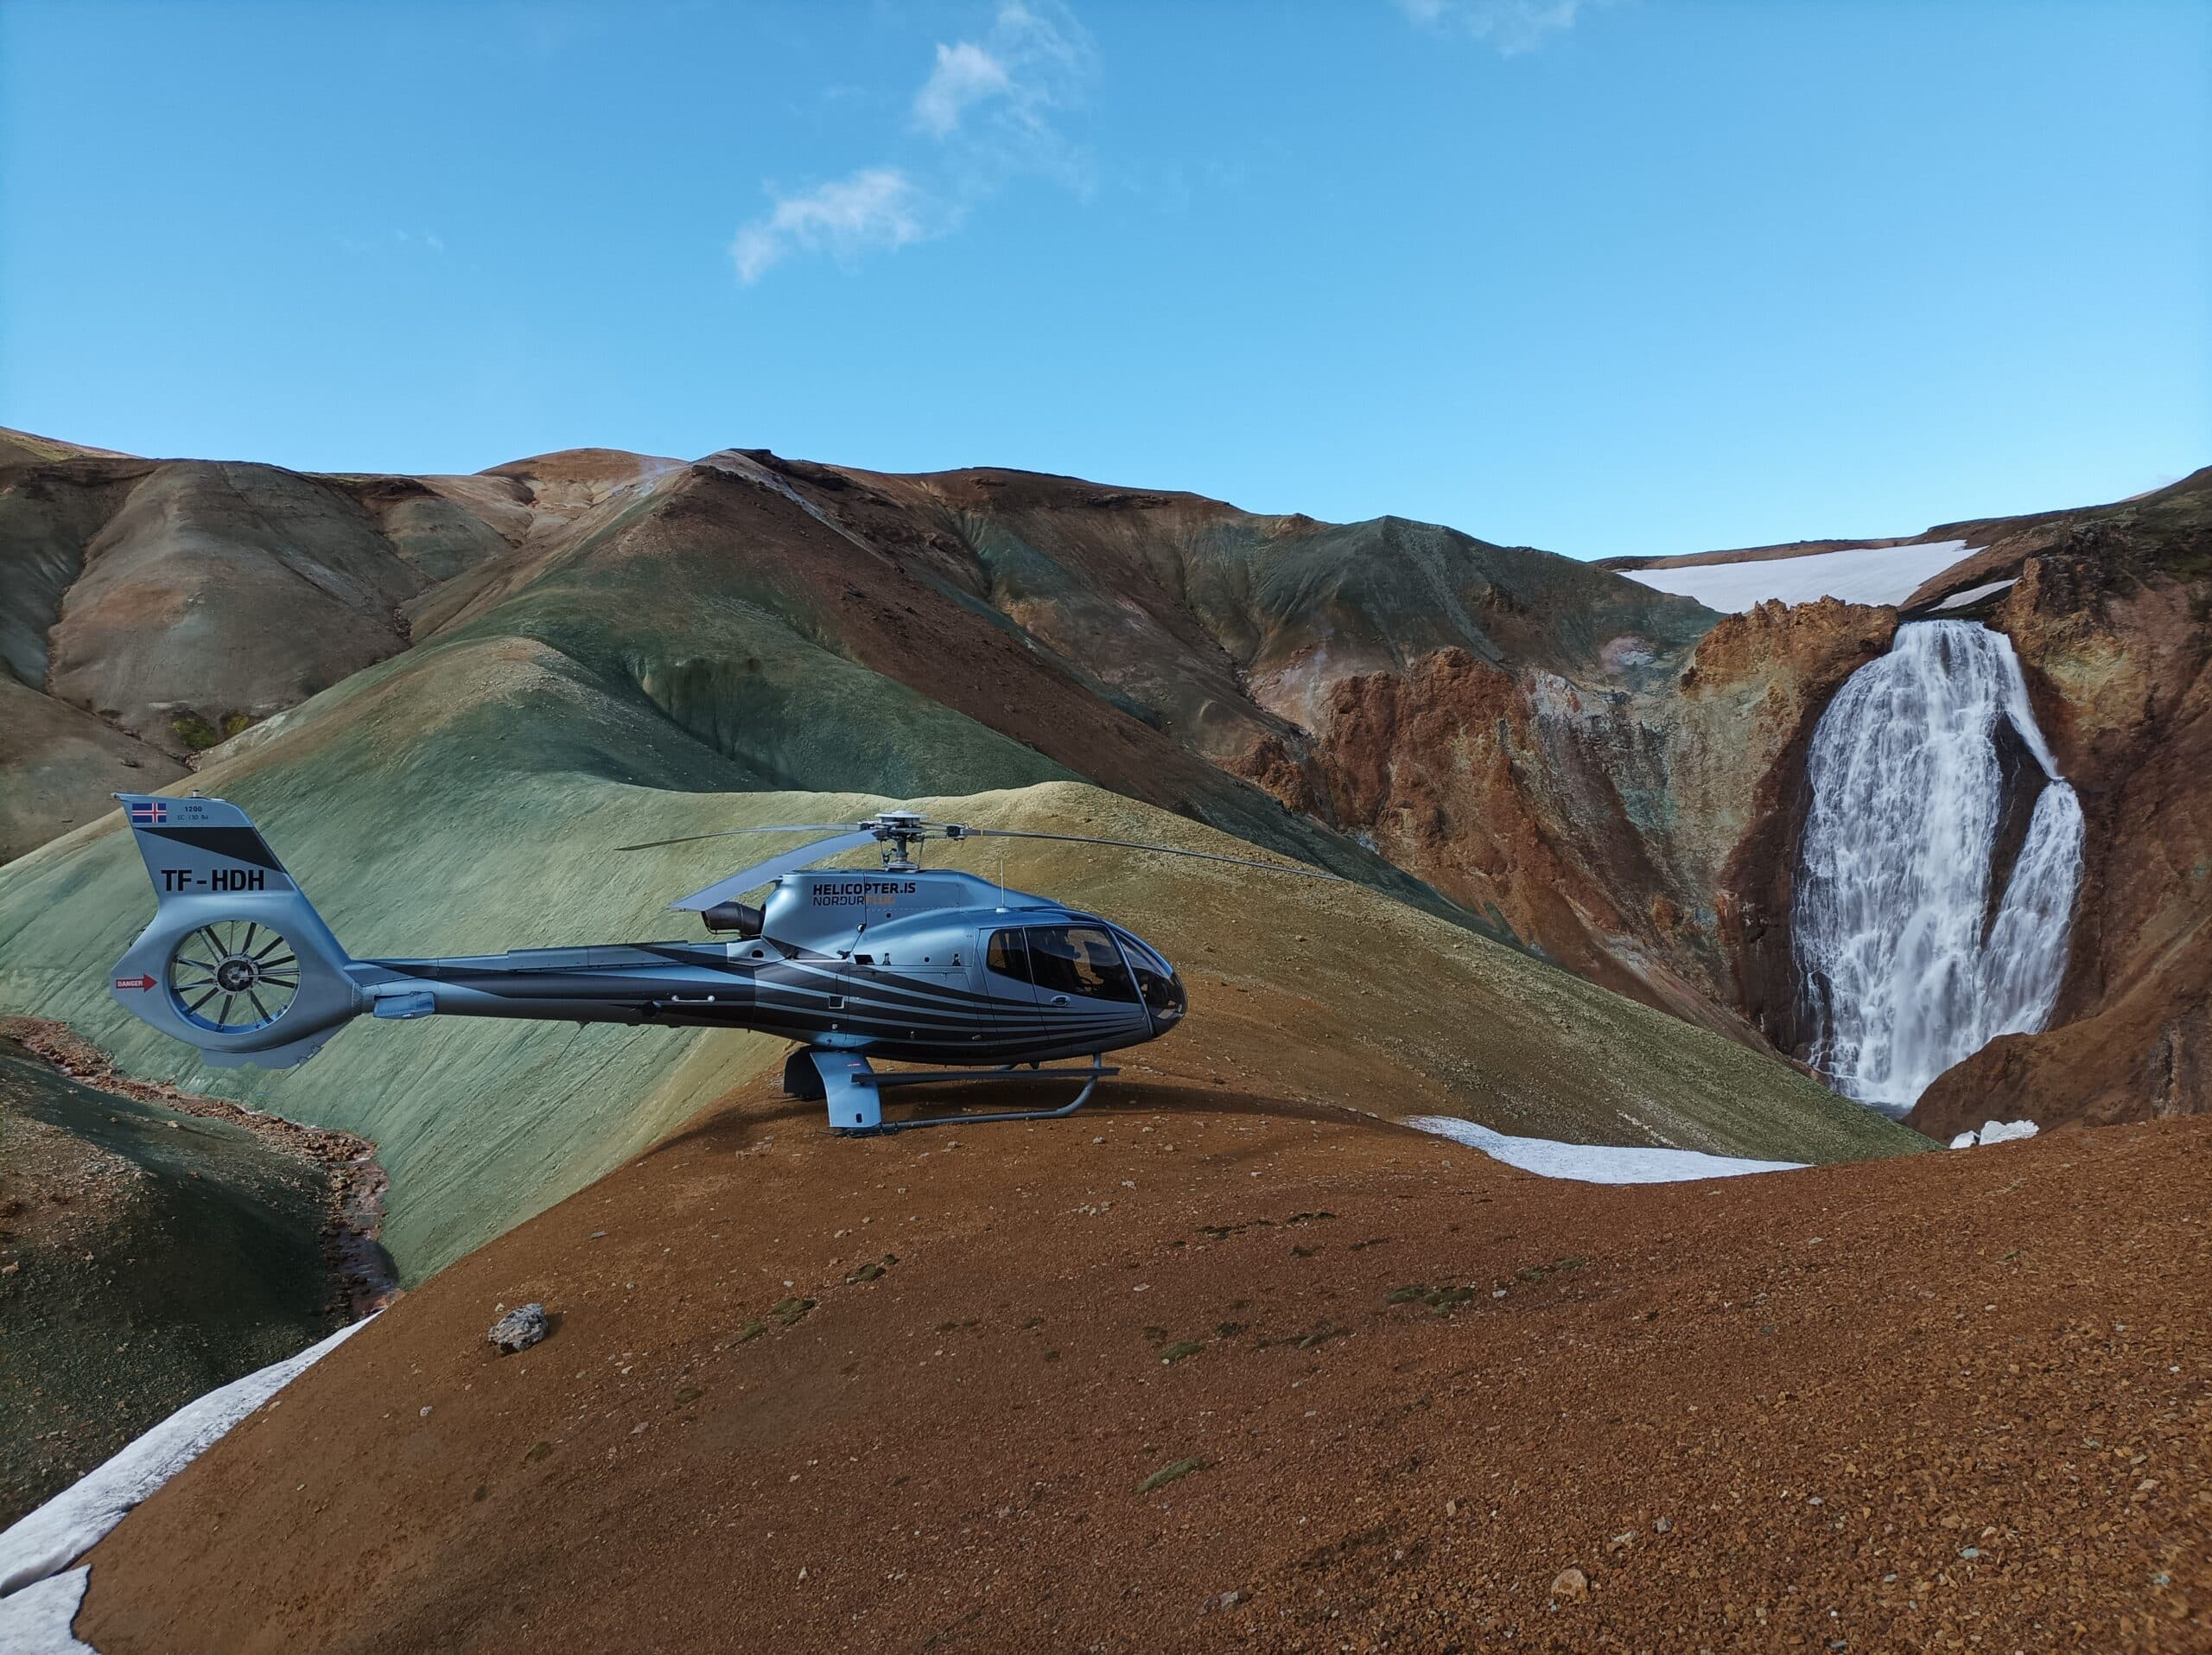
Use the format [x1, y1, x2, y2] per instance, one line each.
[1793, 621, 2084, 1115]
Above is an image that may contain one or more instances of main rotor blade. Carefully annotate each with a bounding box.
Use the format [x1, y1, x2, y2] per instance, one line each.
[950, 826, 1342, 881]
[615, 823, 861, 852]
[669, 829, 880, 912]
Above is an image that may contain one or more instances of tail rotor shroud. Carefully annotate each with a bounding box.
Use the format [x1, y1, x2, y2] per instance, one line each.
[167, 920, 300, 1034]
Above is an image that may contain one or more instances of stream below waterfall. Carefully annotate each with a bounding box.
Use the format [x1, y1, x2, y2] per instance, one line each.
[1793, 620, 2084, 1115]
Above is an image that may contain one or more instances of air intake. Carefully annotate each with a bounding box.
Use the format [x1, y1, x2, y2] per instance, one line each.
[700, 901, 765, 937]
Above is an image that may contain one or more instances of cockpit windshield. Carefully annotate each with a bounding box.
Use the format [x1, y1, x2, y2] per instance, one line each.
[1023, 926, 1139, 1002]
[1111, 926, 1185, 1026]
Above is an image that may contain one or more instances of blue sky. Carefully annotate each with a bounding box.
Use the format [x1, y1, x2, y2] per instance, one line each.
[2, 1, 2206, 558]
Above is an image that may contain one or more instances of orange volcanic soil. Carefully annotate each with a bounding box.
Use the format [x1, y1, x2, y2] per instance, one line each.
[80, 1084, 2211, 1653]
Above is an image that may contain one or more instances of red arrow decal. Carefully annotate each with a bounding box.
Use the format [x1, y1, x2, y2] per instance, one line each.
[114, 975, 156, 991]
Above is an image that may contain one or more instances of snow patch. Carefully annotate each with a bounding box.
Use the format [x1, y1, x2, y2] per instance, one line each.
[1948, 1119, 2040, 1149]
[1936, 577, 2017, 610]
[0, 1568, 96, 1654]
[1621, 541, 1974, 613]
[0, 1316, 373, 1600]
[1404, 1117, 1805, 1184]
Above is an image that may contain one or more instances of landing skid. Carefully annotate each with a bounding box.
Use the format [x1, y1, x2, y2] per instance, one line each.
[790, 1050, 1117, 1135]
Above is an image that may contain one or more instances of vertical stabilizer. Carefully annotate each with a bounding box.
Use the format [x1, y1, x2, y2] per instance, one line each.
[109, 794, 359, 1068]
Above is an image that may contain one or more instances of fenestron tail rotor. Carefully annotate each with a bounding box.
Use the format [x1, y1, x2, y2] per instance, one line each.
[167, 919, 300, 1034]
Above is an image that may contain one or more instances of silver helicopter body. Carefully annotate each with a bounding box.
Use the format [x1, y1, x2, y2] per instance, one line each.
[99, 797, 1313, 1134]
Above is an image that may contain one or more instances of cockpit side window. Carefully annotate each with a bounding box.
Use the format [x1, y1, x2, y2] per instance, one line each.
[986, 928, 1032, 982]
[1026, 926, 1139, 1002]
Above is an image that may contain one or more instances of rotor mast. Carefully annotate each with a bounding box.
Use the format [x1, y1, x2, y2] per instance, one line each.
[872, 810, 930, 872]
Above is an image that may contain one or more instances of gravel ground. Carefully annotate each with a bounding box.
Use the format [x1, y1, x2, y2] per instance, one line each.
[77, 1080, 2209, 1652]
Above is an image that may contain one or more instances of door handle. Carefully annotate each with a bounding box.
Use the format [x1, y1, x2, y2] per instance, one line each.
[1050, 994, 1071, 1006]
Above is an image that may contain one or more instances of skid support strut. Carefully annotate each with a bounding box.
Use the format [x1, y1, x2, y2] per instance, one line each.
[801, 1050, 1116, 1136]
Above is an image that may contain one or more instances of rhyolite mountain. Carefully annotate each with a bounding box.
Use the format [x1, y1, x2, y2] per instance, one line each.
[1, 428, 2203, 1164]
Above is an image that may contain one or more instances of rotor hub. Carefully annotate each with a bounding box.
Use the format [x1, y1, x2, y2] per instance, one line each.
[870, 811, 930, 871]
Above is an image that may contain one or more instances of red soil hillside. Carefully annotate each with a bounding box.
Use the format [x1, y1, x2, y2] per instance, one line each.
[80, 1085, 2211, 1653]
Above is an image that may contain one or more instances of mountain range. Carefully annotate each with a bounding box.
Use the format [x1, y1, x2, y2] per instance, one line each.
[4, 426, 2204, 1150]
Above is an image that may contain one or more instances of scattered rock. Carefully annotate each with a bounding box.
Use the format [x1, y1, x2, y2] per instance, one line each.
[487, 1302, 549, 1354]
[1606, 1531, 1634, 1555]
[1137, 1455, 1206, 1495]
[1550, 1566, 1590, 1603]
[1654, 1515, 1673, 1533]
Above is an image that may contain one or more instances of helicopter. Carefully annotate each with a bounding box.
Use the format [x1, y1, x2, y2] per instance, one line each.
[104, 794, 1336, 1133]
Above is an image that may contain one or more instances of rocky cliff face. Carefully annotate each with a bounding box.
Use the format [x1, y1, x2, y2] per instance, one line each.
[1906, 478, 2212, 1135]
[1224, 599, 1897, 1048]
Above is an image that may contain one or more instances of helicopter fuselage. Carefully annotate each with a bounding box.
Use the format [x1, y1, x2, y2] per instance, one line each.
[353, 869, 1185, 1066]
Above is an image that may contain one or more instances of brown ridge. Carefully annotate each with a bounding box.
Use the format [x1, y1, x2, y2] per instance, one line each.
[78, 1079, 2212, 1653]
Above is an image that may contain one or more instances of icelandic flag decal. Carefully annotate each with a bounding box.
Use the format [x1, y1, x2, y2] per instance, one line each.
[129, 801, 167, 825]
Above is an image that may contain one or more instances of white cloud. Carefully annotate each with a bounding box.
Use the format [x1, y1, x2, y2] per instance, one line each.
[730, 168, 931, 284]
[732, 3, 1095, 285]
[914, 3, 1093, 171]
[1397, 0, 1591, 54]
[914, 41, 1014, 137]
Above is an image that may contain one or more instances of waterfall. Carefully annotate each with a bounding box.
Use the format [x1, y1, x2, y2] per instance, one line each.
[1793, 621, 2083, 1115]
